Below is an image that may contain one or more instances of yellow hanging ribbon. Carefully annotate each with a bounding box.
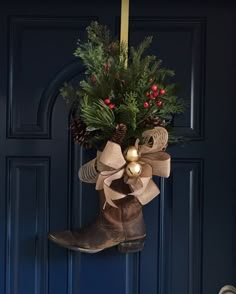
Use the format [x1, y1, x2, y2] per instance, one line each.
[120, 0, 129, 68]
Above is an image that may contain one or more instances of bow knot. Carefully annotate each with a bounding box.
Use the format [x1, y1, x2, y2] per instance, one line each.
[94, 127, 171, 207]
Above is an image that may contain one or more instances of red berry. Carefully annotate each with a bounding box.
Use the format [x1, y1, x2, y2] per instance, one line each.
[153, 91, 159, 98]
[146, 91, 150, 96]
[91, 76, 96, 83]
[151, 84, 158, 92]
[149, 94, 155, 100]
[143, 102, 149, 108]
[109, 103, 115, 109]
[160, 89, 165, 95]
[121, 79, 125, 84]
[157, 100, 163, 107]
[149, 78, 153, 83]
[115, 73, 120, 78]
[104, 98, 111, 104]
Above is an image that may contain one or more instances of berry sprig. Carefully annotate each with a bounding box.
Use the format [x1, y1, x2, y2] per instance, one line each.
[63, 22, 185, 149]
[104, 97, 115, 109]
[143, 80, 165, 108]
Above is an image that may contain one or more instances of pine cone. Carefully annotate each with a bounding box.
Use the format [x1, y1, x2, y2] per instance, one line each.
[70, 117, 92, 148]
[110, 124, 127, 145]
[142, 116, 165, 128]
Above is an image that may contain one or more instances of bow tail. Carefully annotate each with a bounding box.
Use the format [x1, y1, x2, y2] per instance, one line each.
[100, 168, 127, 208]
[103, 184, 127, 208]
[136, 179, 160, 205]
[129, 176, 160, 205]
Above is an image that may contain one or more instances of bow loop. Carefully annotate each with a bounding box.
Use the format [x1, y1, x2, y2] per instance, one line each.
[99, 141, 126, 169]
[139, 127, 168, 154]
[141, 151, 171, 178]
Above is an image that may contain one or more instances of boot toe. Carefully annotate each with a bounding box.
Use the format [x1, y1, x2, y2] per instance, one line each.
[48, 231, 78, 250]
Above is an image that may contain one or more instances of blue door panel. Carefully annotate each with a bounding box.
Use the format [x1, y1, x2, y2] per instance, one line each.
[6, 158, 49, 294]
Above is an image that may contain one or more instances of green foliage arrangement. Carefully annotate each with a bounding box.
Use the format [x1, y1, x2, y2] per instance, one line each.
[61, 21, 184, 149]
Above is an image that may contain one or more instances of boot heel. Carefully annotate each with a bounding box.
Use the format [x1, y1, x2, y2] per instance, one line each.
[118, 237, 145, 253]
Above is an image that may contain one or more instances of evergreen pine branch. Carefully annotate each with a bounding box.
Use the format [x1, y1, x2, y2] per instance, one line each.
[134, 58, 160, 97]
[130, 36, 153, 67]
[116, 92, 139, 130]
[60, 82, 79, 106]
[79, 80, 98, 96]
[136, 72, 150, 95]
[87, 21, 111, 48]
[160, 96, 185, 114]
[156, 68, 175, 81]
[136, 104, 159, 125]
[164, 83, 179, 96]
[80, 96, 116, 131]
[63, 22, 186, 148]
[74, 42, 106, 74]
[127, 37, 155, 92]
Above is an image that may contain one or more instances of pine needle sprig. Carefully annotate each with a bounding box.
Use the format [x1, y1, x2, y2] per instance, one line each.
[74, 42, 106, 75]
[80, 96, 116, 132]
[156, 68, 175, 82]
[161, 95, 185, 113]
[60, 82, 80, 106]
[136, 103, 159, 126]
[130, 36, 153, 67]
[87, 21, 111, 49]
[116, 92, 139, 130]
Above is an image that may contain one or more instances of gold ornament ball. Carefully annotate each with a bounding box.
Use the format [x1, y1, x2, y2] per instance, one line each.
[125, 162, 142, 177]
[124, 146, 140, 162]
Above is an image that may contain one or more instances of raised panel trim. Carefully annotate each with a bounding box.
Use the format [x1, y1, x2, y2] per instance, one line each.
[158, 158, 204, 294]
[5, 157, 50, 294]
[125, 253, 140, 294]
[7, 16, 96, 139]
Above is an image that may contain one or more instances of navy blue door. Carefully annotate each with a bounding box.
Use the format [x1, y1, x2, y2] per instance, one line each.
[0, 1, 235, 294]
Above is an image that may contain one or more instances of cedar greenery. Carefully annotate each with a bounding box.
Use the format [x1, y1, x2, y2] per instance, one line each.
[61, 21, 185, 149]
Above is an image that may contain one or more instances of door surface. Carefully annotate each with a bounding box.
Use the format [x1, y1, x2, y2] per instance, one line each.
[0, 1, 235, 294]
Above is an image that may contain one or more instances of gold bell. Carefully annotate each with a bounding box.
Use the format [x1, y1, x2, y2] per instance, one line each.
[124, 146, 140, 162]
[125, 162, 142, 177]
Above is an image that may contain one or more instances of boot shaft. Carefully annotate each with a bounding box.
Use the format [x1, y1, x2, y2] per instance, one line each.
[99, 190, 146, 241]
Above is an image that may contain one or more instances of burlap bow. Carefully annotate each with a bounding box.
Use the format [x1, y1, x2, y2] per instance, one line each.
[94, 127, 171, 207]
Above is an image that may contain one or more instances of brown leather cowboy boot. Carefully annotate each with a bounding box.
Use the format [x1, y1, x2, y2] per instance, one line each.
[48, 189, 146, 253]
